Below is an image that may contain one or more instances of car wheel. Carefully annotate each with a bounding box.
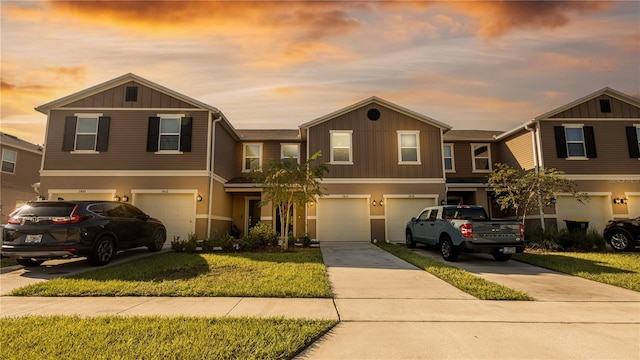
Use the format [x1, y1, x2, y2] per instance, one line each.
[440, 237, 458, 262]
[492, 252, 512, 261]
[148, 228, 166, 252]
[88, 236, 115, 266]
[608, 230, 634, 251]
[16, 258, 44, 267]
[406, 232, 416, 248]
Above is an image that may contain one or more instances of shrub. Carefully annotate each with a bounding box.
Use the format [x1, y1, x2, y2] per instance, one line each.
[214, 233, 236, 252]
[299, 233, 312, 247]
[171, 233, 199, 252]
[288, 232, 297, 247]
[248, 222, 278, 247]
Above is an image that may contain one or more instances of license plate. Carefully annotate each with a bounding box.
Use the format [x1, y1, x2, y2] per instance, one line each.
[25, 235, 42, 243]
[503, 246, 516, 254]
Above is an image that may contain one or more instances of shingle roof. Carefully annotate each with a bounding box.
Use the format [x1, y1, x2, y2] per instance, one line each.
[443, 130, 502, 141]
[236, 129, 301, 141]
[0, 132, 43, 154]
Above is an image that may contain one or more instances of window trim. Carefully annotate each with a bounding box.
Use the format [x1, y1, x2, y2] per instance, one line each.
[156, 114, 184, 153]
[443, 143, 455, 173]
[564, 124, 587, 159]
[280, 143, 300, 165]
[330, 130, 353, 165]
[242, 143, 263, 172]
[72, 113, 102, 153]
[1, 148, 17, 174]
[397, 130, 421, 165]
[471, 143, 492, 173]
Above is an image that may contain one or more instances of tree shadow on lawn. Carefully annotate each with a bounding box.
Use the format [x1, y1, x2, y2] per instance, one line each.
[515, 252, 637, 275]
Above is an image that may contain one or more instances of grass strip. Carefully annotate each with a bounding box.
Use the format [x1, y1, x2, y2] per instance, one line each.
[0, 315, 336, 360]
[514, 252, 640, 292]
[9, 249, 332, 297]
[377, 243, 532, 300]
[0, 258, 18, 268]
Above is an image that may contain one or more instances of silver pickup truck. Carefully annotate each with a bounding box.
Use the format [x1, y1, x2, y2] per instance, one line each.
[405, 205, 525, 261]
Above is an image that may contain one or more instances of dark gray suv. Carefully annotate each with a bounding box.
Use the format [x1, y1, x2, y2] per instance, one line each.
[2, 201, 166, 266]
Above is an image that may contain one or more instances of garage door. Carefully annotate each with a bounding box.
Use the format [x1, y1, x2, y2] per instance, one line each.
[50, 192, 113, 201]
[386, 198, 437, 242]
[628, 195, 640, 219]
[317, 198, 370, 241]
[555, 195, 611, 233]
[135, 193, 195, 241]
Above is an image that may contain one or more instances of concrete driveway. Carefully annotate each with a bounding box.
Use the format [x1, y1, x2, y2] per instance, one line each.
[297, 242, 640, 360]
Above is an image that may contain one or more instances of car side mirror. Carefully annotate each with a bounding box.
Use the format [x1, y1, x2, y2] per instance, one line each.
[411, 217, 417, 222]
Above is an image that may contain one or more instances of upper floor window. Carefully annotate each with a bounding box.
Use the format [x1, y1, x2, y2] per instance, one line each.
[554, 125, 597, 159]
[626, 126, 640, 159]
[243, 143, 263, 172]
[471, 143, 491, 172]
[281, 143, 300, 167]
[146, 115, 192, 153]
[63, 114, 110, 153]
[1, 149, 17, 173]
[443, 143, 455, 172]
[397, 131, 420, 164]
[330, 131, 352, 164]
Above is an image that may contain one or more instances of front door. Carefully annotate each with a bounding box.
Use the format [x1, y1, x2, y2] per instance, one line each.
[248, 199, 261, 234]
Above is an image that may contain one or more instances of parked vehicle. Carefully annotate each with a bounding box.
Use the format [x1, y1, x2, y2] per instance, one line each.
[405, 205, 525, 261]
[1, 201, 166, 266]
[603, 217, 640, 252]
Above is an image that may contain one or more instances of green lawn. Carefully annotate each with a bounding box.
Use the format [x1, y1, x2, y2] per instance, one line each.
[0, 315, 336, 360]
[9, 249, 333, 297]
[377, 243, 532, 300]
[514, 251, 640, 292]
[0, 258, 18, 268]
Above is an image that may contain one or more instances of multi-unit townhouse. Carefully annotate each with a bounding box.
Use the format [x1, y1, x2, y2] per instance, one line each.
[0, 133, 43, 223]
[34, 74, 640, 242]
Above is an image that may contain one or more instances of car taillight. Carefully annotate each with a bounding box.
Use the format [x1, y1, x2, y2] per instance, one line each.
[51, 205, 87, 224]
[460, 223, 473, 238]
[520, 224, 525, 238]
[6, 216, 20, 224]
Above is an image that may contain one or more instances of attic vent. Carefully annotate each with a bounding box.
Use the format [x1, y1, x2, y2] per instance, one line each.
[125, 86, 138, 102]
[599, 99, 611, 113]
[367, 108, 381, 121]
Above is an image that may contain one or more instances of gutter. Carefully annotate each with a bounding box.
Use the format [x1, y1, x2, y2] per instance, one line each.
[207, 111, 223, 239]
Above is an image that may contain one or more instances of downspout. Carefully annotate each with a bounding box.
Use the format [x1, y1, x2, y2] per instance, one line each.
[525, 122, 545, 231]
[207, 111, 223, 239]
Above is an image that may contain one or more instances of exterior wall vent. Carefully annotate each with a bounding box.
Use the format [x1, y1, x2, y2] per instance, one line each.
[125, 86, 139, 102]
[367, 108, 381, 121]
[599, 99, 611, 113]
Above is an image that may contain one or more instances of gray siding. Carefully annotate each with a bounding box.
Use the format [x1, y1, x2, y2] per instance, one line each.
[306, 103, 444, 179]
[214, 123, 239, 180]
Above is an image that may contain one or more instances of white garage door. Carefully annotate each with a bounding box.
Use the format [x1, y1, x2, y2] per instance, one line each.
[555, 195, 611, 233]
[317, 198, 370, 241]
[51, 192, 113, 201]
[628, 195, 640, 219]
[386, 198, 437, 242]
[135, 193, 195, 241]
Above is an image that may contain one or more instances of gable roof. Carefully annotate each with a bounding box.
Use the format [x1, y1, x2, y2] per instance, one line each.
[35, 73, 240, 140]
[299, 96, 452, 131]
[444, 130, 502, 141]
[0, 132, 43, 154]
[236, 129, 301, 141]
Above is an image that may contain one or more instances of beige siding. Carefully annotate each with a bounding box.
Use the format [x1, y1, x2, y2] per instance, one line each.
[43, 109, 209, 170]
[550, 95, 640, 119]
[498, 131, 535, 170]
[1, 145, 42, 220]
[307, 103, 444, 179]
[540, 120, 640, 174]
[62, 81, 198, 109]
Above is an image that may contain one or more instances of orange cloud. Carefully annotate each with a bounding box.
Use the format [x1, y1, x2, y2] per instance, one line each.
[537, 52, 616, 72]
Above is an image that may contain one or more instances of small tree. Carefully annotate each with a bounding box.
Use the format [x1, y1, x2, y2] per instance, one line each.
[488, 163, 588, 228]
[252, 151, 328, 250]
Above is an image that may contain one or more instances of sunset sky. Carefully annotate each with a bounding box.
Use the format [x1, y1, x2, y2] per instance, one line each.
[1, 0, 639, 146]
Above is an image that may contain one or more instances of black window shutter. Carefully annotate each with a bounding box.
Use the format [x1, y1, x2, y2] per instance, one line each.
[147, 117, 160, 152]
[554, 126, 567, 158]
[180, 117, 193, 152]
[626, 127, 640, 158]
[96, 117, 110, 152]
[584, 126, 597, 158]
[62, 116, 77, 151]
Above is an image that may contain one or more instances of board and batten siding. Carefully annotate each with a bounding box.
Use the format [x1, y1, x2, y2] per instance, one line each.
[61, 81, 198, 109]
[540, 120, 640, 174]
[306, 104, 444, 179]
[43, 109, 209, 170]
[550, 95, 640, 119]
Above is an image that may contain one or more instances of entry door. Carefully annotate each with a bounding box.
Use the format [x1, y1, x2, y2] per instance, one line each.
[248, 199, 261, 233]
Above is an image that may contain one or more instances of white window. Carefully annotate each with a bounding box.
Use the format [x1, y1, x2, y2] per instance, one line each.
[1, 149, 17, 174]
[397, 131, 421, 164]
[75, 115, 99, 151]
[443, 143, 455, 172]
[330, 131, 353, 164]
[471, 143, 491, 172]
[565, 126, 586, 158]
[243, 143, 263, 172]
[159, 116, 181, 151]
[281, 143, 300, 167]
